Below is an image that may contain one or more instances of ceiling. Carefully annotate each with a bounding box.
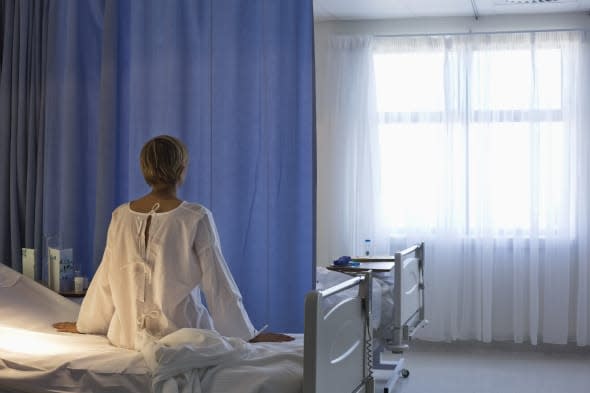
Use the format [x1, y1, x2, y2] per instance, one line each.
[313, 0, 590, 20]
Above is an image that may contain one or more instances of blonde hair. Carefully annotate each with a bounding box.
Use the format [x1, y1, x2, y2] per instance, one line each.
[140, 135, 188, 186]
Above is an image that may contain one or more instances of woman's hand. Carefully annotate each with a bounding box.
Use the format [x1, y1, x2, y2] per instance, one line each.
[52, 321, 80, 333]
[249, 332, 294, 343]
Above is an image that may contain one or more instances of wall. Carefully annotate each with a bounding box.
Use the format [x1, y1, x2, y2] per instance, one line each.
[315, 12, 590, 41]
[314, 12, 590, 266]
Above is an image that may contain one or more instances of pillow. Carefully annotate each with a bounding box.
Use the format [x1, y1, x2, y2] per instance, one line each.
[0, 263, 79, 332]
[0, 263, 20, 287]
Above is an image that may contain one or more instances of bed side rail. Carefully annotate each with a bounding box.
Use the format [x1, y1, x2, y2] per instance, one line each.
[387, 242, 427, 353]
[304, 272, 374, 393]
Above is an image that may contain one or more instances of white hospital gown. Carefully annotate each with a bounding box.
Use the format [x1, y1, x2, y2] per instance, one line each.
[77, 202, 256, 350]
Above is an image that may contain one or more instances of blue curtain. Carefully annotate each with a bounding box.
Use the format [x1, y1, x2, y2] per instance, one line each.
[0, 0, 48, 278]
[2, 0, 315, 333]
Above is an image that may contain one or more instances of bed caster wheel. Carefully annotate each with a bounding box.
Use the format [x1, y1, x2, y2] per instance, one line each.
[401, 369, 410, 378]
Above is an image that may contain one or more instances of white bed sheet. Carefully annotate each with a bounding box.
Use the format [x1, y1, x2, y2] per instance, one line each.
[0, 264, 303, 393]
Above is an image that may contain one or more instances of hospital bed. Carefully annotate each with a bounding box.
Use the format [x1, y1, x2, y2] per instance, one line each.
[0, 243, 425, 393]
[307, 243, 426, 393]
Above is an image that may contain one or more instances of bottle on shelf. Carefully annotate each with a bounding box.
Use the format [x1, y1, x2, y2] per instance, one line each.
[363, 239, 371, 257]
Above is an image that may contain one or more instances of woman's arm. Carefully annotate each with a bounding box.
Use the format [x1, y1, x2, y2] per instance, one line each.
[75, 249, 114, 334]
[195, 210, 293, 343]
[195, 210, 257, 341]
[53, 250, 114, 334]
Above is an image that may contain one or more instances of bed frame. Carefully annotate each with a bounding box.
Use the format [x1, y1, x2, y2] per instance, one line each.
[0, 244, 425, 393]
[304, 243, 426, 393]
[304, 271, 375, 392]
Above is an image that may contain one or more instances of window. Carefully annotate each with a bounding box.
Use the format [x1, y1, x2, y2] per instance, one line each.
[373, 40, 565, 234]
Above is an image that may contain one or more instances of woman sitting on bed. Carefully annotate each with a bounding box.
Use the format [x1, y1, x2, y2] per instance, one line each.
[54, 135, 292, 349]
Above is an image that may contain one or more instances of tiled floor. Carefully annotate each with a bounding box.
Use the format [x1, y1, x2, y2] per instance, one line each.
[377, 340, 590, 393]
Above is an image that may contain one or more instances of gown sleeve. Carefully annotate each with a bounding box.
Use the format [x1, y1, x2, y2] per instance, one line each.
[76, 239, 115, 335]
[195, 210, 257, 341]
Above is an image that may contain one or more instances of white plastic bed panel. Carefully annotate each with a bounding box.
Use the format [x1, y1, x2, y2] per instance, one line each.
[400, 256, 420, 325]
[304, 280, 367, 393]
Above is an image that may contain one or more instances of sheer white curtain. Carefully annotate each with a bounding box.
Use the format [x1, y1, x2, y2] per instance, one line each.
[316, 36, 382, 265]
[318, 31, 590, 345]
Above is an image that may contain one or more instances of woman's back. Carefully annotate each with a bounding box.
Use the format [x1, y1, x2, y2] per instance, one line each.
[76, 202, 256, 349]
[129, 196, 183, 214]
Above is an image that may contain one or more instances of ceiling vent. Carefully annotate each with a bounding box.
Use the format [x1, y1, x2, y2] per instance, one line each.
[494, 0, 575, 4]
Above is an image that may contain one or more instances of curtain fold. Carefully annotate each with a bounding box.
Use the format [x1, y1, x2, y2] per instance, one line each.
[572, 33, 590, 345]
[0, 0, 48, 278]
[210, 0, 315, 331]
[316, 36, 381, 265]
[43, 0, 103, 283]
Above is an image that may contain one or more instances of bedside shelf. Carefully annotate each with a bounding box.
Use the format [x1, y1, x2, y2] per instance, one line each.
[59, 290, 86, 304]
[58, 291, 86, 297]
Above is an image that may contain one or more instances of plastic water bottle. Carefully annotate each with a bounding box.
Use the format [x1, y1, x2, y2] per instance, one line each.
[364, 239, 371, 257]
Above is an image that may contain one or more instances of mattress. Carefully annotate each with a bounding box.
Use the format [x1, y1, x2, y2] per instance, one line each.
[0, 264, 303, 393]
